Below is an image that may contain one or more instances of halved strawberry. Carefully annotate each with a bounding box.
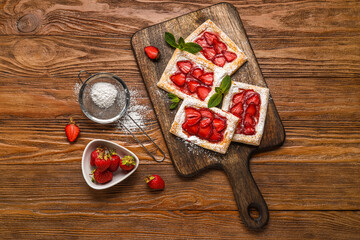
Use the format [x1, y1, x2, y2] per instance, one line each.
[187, 81, 200, 93]
[201, 47, 216, 60]
[170, 72, 186, 87]
[182, 121, 200, 135]
[246, 103, 256, 116]
[185, 107, 201, 126]
[198, 73, 214, 86]
[232, 91, 245, 105]
[204, 32, 218, 45]
[244, 114, 255, 127]
[212, 55, 226, 67]
[213, 118, 226, 132]
[196, 86, 211, 100]
[191, 68, 204, 79]
[197, 124, 213, 140]
[230, 102, 244, 117]
[144, 46, 160, 60]
[222, 50, 237, 62]
[196, 37, 210, 48]
[209, 129, 223, 142]
[243, 126, 255, 135]
[246, 93, 261, 105]
[177, 60, 192, 74]
[214, 39, 227, 54]
[199, 109, 214, 128]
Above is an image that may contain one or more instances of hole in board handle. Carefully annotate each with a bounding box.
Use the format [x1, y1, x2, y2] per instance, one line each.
[248, 203, 261, 222]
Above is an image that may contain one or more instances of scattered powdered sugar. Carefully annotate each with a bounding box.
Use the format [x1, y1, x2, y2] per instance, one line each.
[73, 82, 81, 102]
[177, 137, 217, 158]
[90, 82, 118, 108]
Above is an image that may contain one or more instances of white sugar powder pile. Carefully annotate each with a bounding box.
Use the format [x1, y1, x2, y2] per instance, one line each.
[90, 82, 118, 108]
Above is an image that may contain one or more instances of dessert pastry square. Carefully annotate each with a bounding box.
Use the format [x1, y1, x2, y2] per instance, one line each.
[157, 49, 226, 103]
[170, 98, 239, 154]
[222, 81, 269, 146]
[185, 19, 247, 76]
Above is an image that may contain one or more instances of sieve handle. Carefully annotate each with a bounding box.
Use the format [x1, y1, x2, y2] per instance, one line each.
[78, 70, 92, 84]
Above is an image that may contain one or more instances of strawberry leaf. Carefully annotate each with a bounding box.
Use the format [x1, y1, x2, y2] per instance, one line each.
[183, 42, 203, 54]
[165, 32, 178, 48]
[208, 92, 223, 108]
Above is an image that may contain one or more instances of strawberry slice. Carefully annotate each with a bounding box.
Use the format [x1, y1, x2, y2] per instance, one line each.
[182, 121, 200, 135]
[191, 68, 204, 79]
[213, 118, 226, 132]
[177, 60, 192, 74]
[201, 47, 216, 60]
[144, 46, 160, 60]
[243, 126, 255, 135]
[212, 55, 226, 67]
[170, 72, 186, 87]
[214, 39, 227, 54]
[185, 107, 201, 126]
[187, 80, 200, 93]
[199, 109, 214, 128]
[195, 37, 210, 48]
[246, 93, 261, 105]
[196, 86, 211, 101]
[198, 73, 214, 86]
[244, 114, 255, 127]
[197, 124, 213, 140]
[204, 32, 218, 45]
[230, 102, 244, 117]
[246, 103, 256, 116]
[222, 50, 237, 62]
[232, 91, 245, 105]
[209, 129, 223, 142]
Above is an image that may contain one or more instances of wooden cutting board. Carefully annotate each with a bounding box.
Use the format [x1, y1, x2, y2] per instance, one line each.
[131, 2, 285, 229]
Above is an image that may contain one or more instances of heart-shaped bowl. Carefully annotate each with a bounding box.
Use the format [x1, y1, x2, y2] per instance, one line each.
[82, 139, 139, 190]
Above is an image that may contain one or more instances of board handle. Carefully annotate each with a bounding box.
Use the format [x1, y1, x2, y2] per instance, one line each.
[222, 158, 269, 229]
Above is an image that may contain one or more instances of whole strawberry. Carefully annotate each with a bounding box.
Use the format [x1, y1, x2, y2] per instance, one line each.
[144, 46, 160, 60]
[91, 146, 105, 166]
[95, 152, 111, 172]
[145, 175, 165, 190]
[65, 117, 80, 142]
[108, 149, 120, 172]
[92, 169, 113, 184]
[119, 155, 136, 172]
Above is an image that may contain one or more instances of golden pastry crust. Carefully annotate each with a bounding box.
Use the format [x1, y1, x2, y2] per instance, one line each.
[170, 98, 239, 154]
[222, 81, 269, 146]
[185, 19, 247, 76]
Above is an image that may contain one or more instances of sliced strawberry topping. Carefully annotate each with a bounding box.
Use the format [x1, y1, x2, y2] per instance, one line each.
[230, 102, 243, 117]
[182, 122, 200, 135]
[213, 118, 226, 132]
[204, 32, 218, 45]
[201, 47, 216, 60]
[214, 39, 227, 54]
[196, 37, 210, 48]
[198, 73, 214, 86]
[246, 93, 261, 105]
[199, 109, 214, 128]
[232, 91, 245, 105]
[197, 124, 213, 140]
[209, 129, 223, 142]
[222, 50, 237, 62]
[187, 80, 200, 93]
[185, 107, 201, 126]
[246, 103, 256, 116]
[243, 126, 255, 135]
[170, 72, 186, 87]
[196, 86, 211, 100]
[191, 68, 204, 79]
[212, 55, 226, 67]
[244, 114, 255, 127]
[177, 60, 192, 74]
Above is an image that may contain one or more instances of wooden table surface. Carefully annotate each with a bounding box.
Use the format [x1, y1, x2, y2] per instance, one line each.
[0, 0, 359, 239]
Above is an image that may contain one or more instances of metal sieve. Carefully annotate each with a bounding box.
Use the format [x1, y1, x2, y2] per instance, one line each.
[78, 70, 165, 162]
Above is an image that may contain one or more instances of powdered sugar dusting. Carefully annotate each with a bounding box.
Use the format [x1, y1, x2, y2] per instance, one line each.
[73, 82, 81, 102]
[177, 137, 216, 158]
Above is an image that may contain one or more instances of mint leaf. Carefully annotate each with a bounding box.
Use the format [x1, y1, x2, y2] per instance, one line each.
[215, 87, 222, 93]
[168, 93, 177, 99]
[208, 93, 223, 108]
[183, 42, 203, 54]
[220, 75, 231, 93]
[170, 102, 178, 110]
[165, 32, 178, 48]
[168, 93, 180, 110]
[178, 37, 185, 49]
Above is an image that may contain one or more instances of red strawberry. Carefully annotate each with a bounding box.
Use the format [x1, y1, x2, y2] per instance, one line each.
[244, 126, 255, 135]
[191, 68, 204, 79]
[180, 87, 191, 95]
[244, 114, 255, 127]
[198, 73, 214, 86]
[196, 86, 211, 100]
[201, 47, 216, 60]
[95, 153, 111, 172]
[246, 93, 261, 105]
[170, 72, 186, 87]
[222, 50, 237, 62]
[144, 46, 160, 60]
[91, 146, 105, 166]
[195, 37, 210, 48]
[108, 149, 120, 172]
[119, 155, 136, 172]
[185, 107, 201, 126]
[145, 174, 165, 190]
[197, 124, 213, 140]
[182, 121, 199, 135]
[65, 117, 80, 142]
[212, 55, 226, 67]
[92, 169, 113, 184]
[177, 60, 192, 74]
[187, 81, 200, 93]
[209, 129, 223, 142]
[204, 32, 218, 45]
[246, 103, 256, 116]
[230, 102, 244, 117]
[199, 109, 214, 128]
[213, 118, 226, 132]
[232, 91, 245, 105]
[214, 39, 227, 54]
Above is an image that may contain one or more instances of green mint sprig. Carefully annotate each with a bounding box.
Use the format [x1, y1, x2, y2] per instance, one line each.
[165, 32, 202, 54]
[207, 75, 232, 108]
[168, 93, 180, 110]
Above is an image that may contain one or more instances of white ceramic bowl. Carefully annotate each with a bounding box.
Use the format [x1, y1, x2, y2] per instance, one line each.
[82, 139, 139, 190]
